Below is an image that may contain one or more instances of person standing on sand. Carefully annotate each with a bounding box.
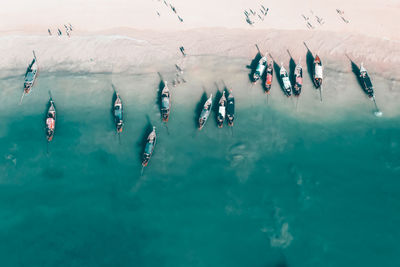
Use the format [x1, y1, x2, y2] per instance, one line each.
[48, 29, 52, 35]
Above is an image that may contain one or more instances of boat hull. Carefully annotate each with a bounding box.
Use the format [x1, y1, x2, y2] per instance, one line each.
[198, 96, 212, 130]
[226, 95, 235, 126]
[142, 131, 156, 167]
[162, 113, 170, 122]
[46, 102, 56, 142]
[264, 71, 273, 93]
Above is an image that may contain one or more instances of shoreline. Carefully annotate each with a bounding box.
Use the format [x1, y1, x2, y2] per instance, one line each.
[0, 27, 399, 119]
[0, 28, 399, 77]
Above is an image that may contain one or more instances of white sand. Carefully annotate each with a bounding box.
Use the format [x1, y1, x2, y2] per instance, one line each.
[1, 0, 399, 40]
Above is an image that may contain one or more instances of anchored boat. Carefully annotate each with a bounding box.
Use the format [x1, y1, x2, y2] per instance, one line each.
[24, 51, 38, 95]
[226, 90, 235, 126]
[280, 65, 292, 97]
[113, 93, 123, 133]
[264, 60, 274, 93]
[313, 55, 323, 88]
[253, 56, 267, 83]
[142, 126, 156, 167]
[46, 98, 56, 142]
[198, 94, 213, 130]
[293, 61, 303, 96]
[160, 81, 171, 121]
[217, 91, 227, 128]
[359, 63, 374, 98]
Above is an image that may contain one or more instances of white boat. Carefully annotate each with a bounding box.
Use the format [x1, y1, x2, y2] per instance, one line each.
[313, 55, 323, 88]
[217, 91, 227, 128]
[253, 56, 267, 83]
[280, 65, 292, 97]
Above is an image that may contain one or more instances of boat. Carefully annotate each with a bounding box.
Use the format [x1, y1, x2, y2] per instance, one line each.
[264, 60, 274, 93]
[113, 93, 123, 133]
[45, 98, 56, 142]
[313, 55, 323, 88]
[226, 90, 235, 126]
[280, 65, 292, 97]
[160, 81, 171, 121]
[24, 51, 38, 95]
[142, 126, 156, 167]
[253, 56, 267, 83]
[198, 94, 213, 130]
[359, 63, 374, 98]
[217, 91, 227, 128]
[293, 61, 303, 96]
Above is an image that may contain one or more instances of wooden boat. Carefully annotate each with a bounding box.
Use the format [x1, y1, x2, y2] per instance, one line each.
[313, 55, 323, 88]
[142, 126, 156, 167]
[198, 94, 213, 130]
[217, 91, 227, 128]
[253, 56, 267, 83]
[45, 98, 56, 142]
[24, 51, 38, 95]
[293, 61, 303, 96]
[113, 93, 123, 133]
[359, 63, 374, 98]
[264, 61, 274, 93]
[280, 65, 292, 97]
[226, 90, 235, 126]
[160, 81, 171, 121]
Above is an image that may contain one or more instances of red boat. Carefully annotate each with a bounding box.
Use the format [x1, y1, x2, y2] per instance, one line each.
[264, 61, 274, 93]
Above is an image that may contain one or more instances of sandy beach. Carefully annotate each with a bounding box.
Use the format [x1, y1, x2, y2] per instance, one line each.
[1, 0, 400, 84]
[1, 0, 400, 40]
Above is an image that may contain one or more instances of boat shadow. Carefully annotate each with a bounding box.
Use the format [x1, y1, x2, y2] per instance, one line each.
[24, 58, 34, 77]
[347, 58, 368, 96]
[304, 42, 316, 88]
[272, 60, 288, 96]
[247, 52, 262, 83]
[156, 72, 165, 120]
[288, 55, 296, 86]
[213, 88, 223, 127]
[194, 91, 208, 129]
[110, 84, 118, 129]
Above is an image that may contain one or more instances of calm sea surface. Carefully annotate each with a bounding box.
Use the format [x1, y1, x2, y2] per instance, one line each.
[0, 56, 399, 266]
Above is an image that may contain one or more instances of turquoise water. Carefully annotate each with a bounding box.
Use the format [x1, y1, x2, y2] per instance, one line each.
[0, 58, 400, 267]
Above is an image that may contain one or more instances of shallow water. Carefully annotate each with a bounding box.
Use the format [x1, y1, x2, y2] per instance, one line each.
[0, 56, 400, 267]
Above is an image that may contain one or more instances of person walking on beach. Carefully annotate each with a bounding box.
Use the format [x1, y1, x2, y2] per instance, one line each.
[179, 46, 186, 57]
[48, 29, 52, 36]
